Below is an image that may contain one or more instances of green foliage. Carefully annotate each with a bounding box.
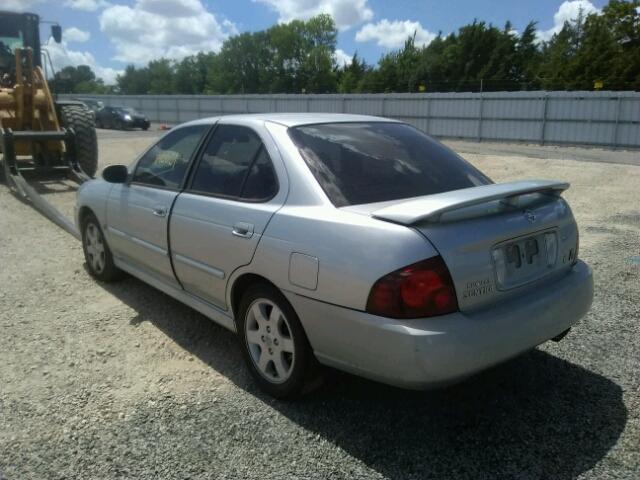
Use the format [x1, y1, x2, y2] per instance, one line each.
[62, 2, 640, 95]
[51, 65, 107, 94]
[539, 0, 640, 90]
[337, 53, 367, 93]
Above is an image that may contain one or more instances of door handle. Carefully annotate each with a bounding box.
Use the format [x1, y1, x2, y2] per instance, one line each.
[152, 206, 167, 217]
[232, 222, 254, 238]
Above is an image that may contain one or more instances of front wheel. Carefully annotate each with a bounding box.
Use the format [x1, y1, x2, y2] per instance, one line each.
[81, 213, 122, 282]
[237, 284, 319, 399]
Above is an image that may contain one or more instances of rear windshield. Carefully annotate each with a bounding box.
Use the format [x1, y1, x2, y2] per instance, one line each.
[288, 122, 491, 207]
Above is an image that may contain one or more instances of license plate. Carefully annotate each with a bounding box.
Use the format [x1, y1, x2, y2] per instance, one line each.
[492, 230, 557, 290]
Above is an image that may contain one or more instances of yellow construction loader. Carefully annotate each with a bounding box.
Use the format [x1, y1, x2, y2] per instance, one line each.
[0, 10, 98, 237]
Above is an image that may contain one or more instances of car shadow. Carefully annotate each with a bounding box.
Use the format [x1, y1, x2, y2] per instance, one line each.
[100, 275, 626, 480]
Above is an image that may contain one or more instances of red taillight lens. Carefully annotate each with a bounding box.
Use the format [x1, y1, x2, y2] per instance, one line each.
[366, 256, 458, 319]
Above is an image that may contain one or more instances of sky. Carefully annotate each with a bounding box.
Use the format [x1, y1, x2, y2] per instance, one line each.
[4, 0, 607, 84]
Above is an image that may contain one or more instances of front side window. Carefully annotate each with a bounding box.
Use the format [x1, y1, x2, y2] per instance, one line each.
[190, 124, 277, 201]
[288, 122, 491, 207]
[132, 125, 208, 189]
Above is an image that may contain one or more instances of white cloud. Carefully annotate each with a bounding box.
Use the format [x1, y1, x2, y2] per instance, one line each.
[45, 38, 121, 84]
[356, 19, 436, 49]
[537, 0, 600, 42]
[254, 0, 373, 30]
[64, 0, 111, 10]
[63, 27, 91, 43]
[333, 48, 352, 66]
[99, 0, 237, 64]
[2, 0, 45, 10]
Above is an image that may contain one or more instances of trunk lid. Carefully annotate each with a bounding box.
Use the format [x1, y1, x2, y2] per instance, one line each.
[346, 180, 580, 313]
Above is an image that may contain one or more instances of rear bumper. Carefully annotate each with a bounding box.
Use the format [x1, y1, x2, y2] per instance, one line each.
[284, 260, 593, 389]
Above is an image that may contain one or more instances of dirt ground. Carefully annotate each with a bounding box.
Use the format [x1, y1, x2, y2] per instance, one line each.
[1, 128, 638, 479]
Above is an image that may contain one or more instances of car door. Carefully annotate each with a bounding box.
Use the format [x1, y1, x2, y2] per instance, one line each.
[106, 124, 210, 287]
[170, 122, 285, 309]
[96, 107, 107, 127]
[101, 107, 116, 128]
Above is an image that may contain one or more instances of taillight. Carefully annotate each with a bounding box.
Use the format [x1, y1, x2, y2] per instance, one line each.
[366, 256, 458, 319]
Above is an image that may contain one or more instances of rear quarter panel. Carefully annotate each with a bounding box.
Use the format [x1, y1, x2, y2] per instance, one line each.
[240, 206, 439, 311]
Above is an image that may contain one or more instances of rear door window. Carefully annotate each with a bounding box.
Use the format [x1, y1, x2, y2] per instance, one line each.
[189, 124, 278, 201]
[288, 122, 491, 207]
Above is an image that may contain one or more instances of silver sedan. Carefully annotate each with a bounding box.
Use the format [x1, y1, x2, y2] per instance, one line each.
[75, 113, 593, 398]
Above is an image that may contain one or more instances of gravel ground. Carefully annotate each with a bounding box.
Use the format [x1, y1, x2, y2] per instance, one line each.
[0, 127, 638, 479]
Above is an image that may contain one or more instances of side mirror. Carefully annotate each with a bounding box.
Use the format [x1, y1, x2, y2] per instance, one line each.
[102, 164, 129, 183]
[51, 25, 62, 43]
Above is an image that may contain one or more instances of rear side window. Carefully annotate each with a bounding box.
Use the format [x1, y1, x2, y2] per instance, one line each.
[190, 125, 277, 201]
[132, 125, 208, 189]
[288, 122, 491, 207]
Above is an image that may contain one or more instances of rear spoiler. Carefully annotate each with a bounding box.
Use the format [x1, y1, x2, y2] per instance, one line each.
[372, 180, 570, 225]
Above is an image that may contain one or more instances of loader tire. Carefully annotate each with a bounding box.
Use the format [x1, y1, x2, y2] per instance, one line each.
[59, 104, 98, 178]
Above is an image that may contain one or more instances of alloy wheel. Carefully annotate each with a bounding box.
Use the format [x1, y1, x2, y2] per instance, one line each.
[85, 222, 106, 274]
[244, 298, 296, 384]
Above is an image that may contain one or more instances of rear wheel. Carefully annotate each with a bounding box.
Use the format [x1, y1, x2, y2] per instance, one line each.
[59, 104, 98, 178]
[237, 283, 319, 399]
[81, 213, 122, 282]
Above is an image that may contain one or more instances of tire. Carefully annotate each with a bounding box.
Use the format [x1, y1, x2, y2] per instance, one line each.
[237, 283, 319, 399]
[59, 104, 98, 178]
[81, 213, 122, 282]
[142, 125, 149, 131]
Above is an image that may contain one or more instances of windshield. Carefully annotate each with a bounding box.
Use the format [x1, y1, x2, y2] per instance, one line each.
[115, 107, 139, 115]
[0, 22, 24, 52]
[288, 122, 491, 207]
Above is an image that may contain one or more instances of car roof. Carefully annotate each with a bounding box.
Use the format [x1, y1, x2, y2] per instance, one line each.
[181, 113, 401, 128]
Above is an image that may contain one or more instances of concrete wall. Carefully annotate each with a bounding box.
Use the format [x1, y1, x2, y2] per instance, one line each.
[64, 91, 640, 148]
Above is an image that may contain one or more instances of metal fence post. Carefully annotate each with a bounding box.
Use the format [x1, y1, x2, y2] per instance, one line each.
[540, 95, 549, 145]
[382, 96, 387, 117]
[156, 97, 160, 123]
[477, 94, 484, 142]
[425, 97, 432, 134]
[342, 96, 346, 113]
[612, 95, 622, 149]
[306, 96, 311, 112]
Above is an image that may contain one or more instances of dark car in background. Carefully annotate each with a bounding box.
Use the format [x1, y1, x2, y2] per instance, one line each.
[75, 98, 104, 115]
[95, 106, 150, 131]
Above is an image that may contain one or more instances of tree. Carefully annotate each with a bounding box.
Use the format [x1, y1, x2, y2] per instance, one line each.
[52, 65, 105, 94]
[116, 65, 150, 94]
[601, 0, 640, 89]
[300, 14, 338, 92]
[175, 52, 214, 94]
[207, 32, 273, 93]
[337, 53, 367, 92]
[514, 21, 542, 88]
[88, 3, 640, 94]
[147, 59, 175, 94]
